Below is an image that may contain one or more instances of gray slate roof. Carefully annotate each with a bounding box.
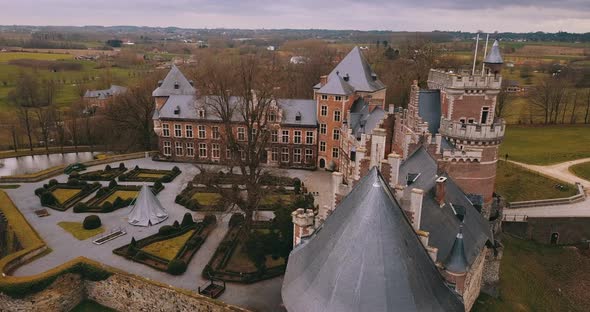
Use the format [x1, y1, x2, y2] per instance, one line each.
[349, 98, 385, 139]
[152, 65, 196, 97]
[484, 40, 503, 64]
[278, 99, 317, 127]
[399, 147, 492, 266]
[84, 85, 127, 99]
[315, 46, 385, 93]
[282, 167, 464, 312]
[418, 90, 441, 134]
[444, 225, 469, 274]
[317, 72, 355, 95]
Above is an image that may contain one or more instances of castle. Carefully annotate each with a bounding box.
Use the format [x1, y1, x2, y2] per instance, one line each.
[151, 41, 506, 311]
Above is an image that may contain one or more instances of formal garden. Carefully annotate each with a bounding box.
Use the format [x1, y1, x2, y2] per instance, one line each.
[35, 178, 101, 211]
[118, 165, 181, 183]
[74, 180, 164, 213]
[113, 213, 217, 275]
[74, 163, 127, 181]
[58, 215, 104, 240]
[175, 186, 227, 211]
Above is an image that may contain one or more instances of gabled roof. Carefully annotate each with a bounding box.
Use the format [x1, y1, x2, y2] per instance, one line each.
[277, 99, 317, 127]
[282, 167, 464, 312]
[349, 98, 385, 139]
[84, 85, 127, 99]
[128, 185, 168, 227]
[152, 65, 196, 97]
[418, 89, 441, 134]
[398, 147, 492, 265]
[484, 40, 503, 64]
[319, 46, 385, 93]
[317, 72, 355, 95]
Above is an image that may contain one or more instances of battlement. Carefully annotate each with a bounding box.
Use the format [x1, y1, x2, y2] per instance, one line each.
[439, 118, 505, 143]
[428, 69, 502, 91]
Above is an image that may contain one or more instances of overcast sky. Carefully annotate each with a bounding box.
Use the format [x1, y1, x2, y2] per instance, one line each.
[2, 0, 589, 33]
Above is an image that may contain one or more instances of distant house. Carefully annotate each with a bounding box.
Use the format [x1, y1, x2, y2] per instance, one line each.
[504, 80, 522, 93]
[84, 85, 127, 109]
[289, 56, 308, 65]
[267, 45, 276, 51]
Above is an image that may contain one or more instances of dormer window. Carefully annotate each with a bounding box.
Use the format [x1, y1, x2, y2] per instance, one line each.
[198, 109, 205, 118]
[174, 81, 180, 89]
[174, 106, 181, 115]
[343, 74, 350, 82]
[371, 73, 377, 81]
[321, 94, 328, 100]
[268, 112, 276, 122]
[158, 80, 163, 87]
[406, 173, 421, 185]
[295, 112, 302, 121]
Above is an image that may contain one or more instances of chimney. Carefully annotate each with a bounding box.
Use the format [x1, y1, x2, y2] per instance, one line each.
[320, 75, 328, 87]
[410, 188, 424, 230]
[387, 153, 401, 188]
[435, 176, 447, 206]
[292, 208, 315, 246]
[370, 128, 387, 168]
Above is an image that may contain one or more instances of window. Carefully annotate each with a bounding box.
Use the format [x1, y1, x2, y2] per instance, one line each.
[282, 130, 289, 143]
[198, 125, 206, 139]
[320, 141, 326, 152]
[199, 143, 207, 158]
[333, 129, 340, 140]
[251, 128, 257, 138]
[238, 127, 245, 141]
[271, 148, 279, 161]
[175, 142, 183, 156]
[334, 110, 341, 122]
[186, 143, 194, 157]
[481, 107, 490, 124]
[332, 147, 339, 158]
[174, 82, 179, 89]
[467, 118, 475, 124]
[163, 141, 171, 156]
[295, 112, 302, 121]
[185, 125, 193, 138]
[212, 126, 220, 139]
[281, 147, 289, 162]
[321, 95, 328, 100]
[162, 124, 170, 137]
[305, 149, 313, 163]
[306, 131, 314, 144]
[174, 124, 182, 137]
[198, 109, 205, 118]
[335, 96, 342, 101]
[320, 105, 328, 116]
[294, 130, 301, 144]
[293, 148, 301, 163]
[226, 148, 231, 160]
[268, 112, 276, 122]
[239, 148, 246, 160]
[212, 144, 220, 159]
[320, 124, 327, 134]
[271, 130, 278, 143]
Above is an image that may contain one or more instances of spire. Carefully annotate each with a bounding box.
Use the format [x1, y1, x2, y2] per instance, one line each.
[484, 39, 503, 64]
[443, 223, 469, 274]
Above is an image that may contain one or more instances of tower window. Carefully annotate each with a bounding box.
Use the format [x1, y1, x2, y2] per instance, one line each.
[481, 107, 490, 124]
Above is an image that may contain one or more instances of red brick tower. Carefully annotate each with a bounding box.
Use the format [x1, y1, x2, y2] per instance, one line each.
[428, 39, 505, 216]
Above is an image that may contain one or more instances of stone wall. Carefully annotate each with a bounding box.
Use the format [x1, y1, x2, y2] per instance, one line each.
[0, 274, 84, 312]
[462, 248, 486, 312]
[0, 211, 22, 258]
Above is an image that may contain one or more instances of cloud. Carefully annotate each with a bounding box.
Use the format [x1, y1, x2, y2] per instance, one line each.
[1, 0, 589, 32]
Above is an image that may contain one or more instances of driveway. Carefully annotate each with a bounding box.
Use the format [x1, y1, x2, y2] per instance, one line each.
[507, 158, 590, 191]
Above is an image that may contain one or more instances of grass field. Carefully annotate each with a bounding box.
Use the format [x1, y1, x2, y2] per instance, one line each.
[0, 52, 73, 62]
[70, 299, 117, 312]
[57, 221, 104, 240]
[569, 161, 590, 181]
[473, 235, 589, 312]
[141, 230, 195, 261]
[260, 194, 294, 206]
[103, 190, 138, 204]
[495, 162, 577, 202]
[499, 125, 590, 165]
[192, 192, 221, 205]
[51, 188, 81, 204]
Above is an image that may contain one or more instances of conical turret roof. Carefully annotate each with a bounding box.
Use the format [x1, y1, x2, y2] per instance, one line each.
[320, 46, 385, 92]
[484, 39, 503, 64]
[152, 64, 196, 97]
[128, 185, 168, 227]
[282, 167, 463, 312]
[444, 224, 469, 274]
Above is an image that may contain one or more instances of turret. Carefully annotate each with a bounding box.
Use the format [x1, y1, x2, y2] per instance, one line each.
[484, 39, 503, 76]
[443, 224, 469, 293]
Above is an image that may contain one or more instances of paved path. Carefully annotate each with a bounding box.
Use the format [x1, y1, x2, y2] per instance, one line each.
[1, 158, 333, 312]
[504, 158, 590, 218]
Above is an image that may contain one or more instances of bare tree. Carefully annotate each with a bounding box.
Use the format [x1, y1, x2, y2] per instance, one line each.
[495, 87, 512, 118]
[585, 88, 590, 124]
[8, 71, 40, 152]
[530, 76, 568, 124]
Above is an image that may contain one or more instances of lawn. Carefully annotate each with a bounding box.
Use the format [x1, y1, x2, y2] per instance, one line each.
[225, 243, 285, 273]
[0, 184, 20, 189]
[57, 221, 105, 240]
[495, 162, 577, 202]
[51, 188, 82, 204]
[260, 194, 294, 206]
[70, 299, 117, 312]
[0, 52, 73, 62]
[141, 230, 195, 261]
[472, 235, 589, 312]
[192, 192, 221, 205]
[102, 190, 138, 204]
[499, 125, 590, 165]
[569, 161, 590, 181]
[137, 173, 166, 179]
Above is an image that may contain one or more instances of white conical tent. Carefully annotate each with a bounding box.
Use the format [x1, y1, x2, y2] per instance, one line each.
[128, 185, 168, 226]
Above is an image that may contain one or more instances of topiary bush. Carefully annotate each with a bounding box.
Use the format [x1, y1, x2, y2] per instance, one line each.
[108, 179, 118, 188]
[83, 215, 101, 230]
[229, 213, 245, 227]
[112, 197, 123, 209]
[96, 187, 110, 197]
[67, 178, 80, 186]
[293, 178, 301, 194]
[187, 199, 199, 211]
[34, 187, 47, 196]
[181, 213, 195, 228]
[158, 225, 176, 236]
[119, 162, 126, 170]
[102, 201, 113, 213]
[172, 166, 180, 173]
[40, 192, 56, 206]
[48, 179, 58, 187]
[161, 175, 173, 183]
[73, 202, 88, 213]
[154, 181, 163, 190]
[203, 214, 216, 226]
[105, 164, 112, 171]
[173, 220, 180, 228]
[167, 259, 187, 275]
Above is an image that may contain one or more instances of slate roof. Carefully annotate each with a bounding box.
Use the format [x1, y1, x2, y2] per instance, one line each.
[348, 98, 385, 139]
[398, 147, 492, 266]
[418, 89, 441, 134]
[84, 85, 127, 99]
[484, 40, 503, 64]
[317, 72, 355, 95]
[315, 46, 385, 93]
[278, 99, 317, 127]
[444, 225, 469, 274]
[152, 65, 196, 97]
[282, 167, 464, 312]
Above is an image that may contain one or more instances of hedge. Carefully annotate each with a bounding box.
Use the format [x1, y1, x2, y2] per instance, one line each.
[83, 215, 101, 230]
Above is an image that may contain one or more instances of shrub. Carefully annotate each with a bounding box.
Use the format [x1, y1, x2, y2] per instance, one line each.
[175, 194, 184, 204]
[102, 202, 113, 212]
[187, 199, 199, 211]
[97, 187, 110, 197]
[43, 183, 49, 189]
[181, 213, 195, 228]
[108, 179, 118, 188]
[173, 220, 180, 228]
[48, 179, 58, 187]
[203, 214, 216, 226]
[134, 165, 140, 170]
[70, 171, 80, 179]
[158, 225, 176, 236]
[186, 236, 203, 249]
[154, 181, 163, 190]
[73, 202, 88, 213]
[167, 259, 187, 275]
[34, 187, 47, 196]
[112, 197, 123, 209]
[83, 215, 101, 230]
[40, 192, 56, 206]
[294, 178, 301, 194]
[67, 178, 80, 186]
[105, 164, 112, 171]
[161, 175, 173, 183]
[119, 162, 126, 170]
[172, 166, 180, 173]
[229, 213, 245, 227]
[135, 251, 147, 261]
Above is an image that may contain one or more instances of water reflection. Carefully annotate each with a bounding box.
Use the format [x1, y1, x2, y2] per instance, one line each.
[0, 152, 98, 176]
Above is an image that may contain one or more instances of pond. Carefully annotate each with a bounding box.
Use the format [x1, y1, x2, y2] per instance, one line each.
[0, 152, 98, 177]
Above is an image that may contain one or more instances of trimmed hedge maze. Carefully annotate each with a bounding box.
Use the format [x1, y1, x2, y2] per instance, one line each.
[35, 179, 101, 211]
[75, 163, 127, 181]
[175, 186, 227, 211]
[118, 166, 181, 183]
[74, 180, 164, 213]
